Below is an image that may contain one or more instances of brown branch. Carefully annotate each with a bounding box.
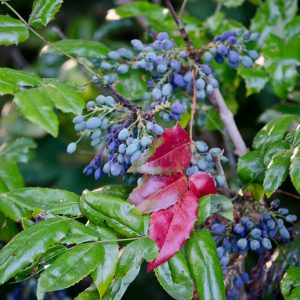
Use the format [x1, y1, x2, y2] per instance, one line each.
[165, 0, 194, 54]
[210, 89, 248, 157]
[277, 190, 300, 201]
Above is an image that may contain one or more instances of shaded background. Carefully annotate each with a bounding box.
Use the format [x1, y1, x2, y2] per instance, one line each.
[0, 0, 299, 299]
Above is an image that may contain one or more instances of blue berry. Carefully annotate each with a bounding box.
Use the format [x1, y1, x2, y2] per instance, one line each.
[210, 147, 222, 156]
[95, 95, 106, 105]
[108, 51, 120, 60]
[197, 159, 208, 171]
[152, 88, 162, 100]
[246, 221, 255, 230]
[91, 138, 101, 147]
[131, 39, 144, 51]
[170, 60, 180, 72]
[101, 118, 109, 129]
[118, 143, 126, 154]
[234, 276, 245, 289]
[206, 84, 214, 95]
[286, 215, 298, 223]
[141, 136, 152, 148]
[215, 53, 224, 64]
[237, 238, 248, 250]
[241, 272, 250, 284]
[271, 199, 280, 208]
[241, 56, 253, 68]
[86, 117, 101, 130]
[195, 141, 209, 153]
[91, 130, 101, 139]
[162, 83, 172, 96]
[179, 51, 187, 58]
[157, 63, 168, 73]
[203, 52, 214, 62]
[196, 90, 206, 100]
[209, 78, 219, 88]
[126, 144, 138, 155]
[279, 227, 290, 239]
[184, 71, 193, 82]
[234, 223, 245, 235]
[277, 219, 284, 228]
[250, 228, 261, 239]
[266, 219, 276, 230]
[145, 52, 156, 63]
[228, 50, 240, 64]
[186, 166, 199, 176]
[220, 256, 230, 266]
[118, 128, 129, 141]
[173, 74, 185, 87]
[146, 122, 154, 131]
[152, 124, 164, 135]
[249, 32, 260, 41]
[103, 161, 111, 173]
[73, 115, 84, 124]
[111, 162, 122, 176]
[262, 238, 272, 250]
[75, 121, 86, 131]
[196, 78, 205, 90]
[100, 61, 112, 70]
[201, 64, 213, 75]
[104, 73, 117, 84]
[162, 39, 172, 50]
[278, 208, 289, 215]
[248, 50, 259, 60]
[211, 223, 226, 234]
[262, 211, 271, 220]
[216, 246, 225, 257]
[67, 142, 77, 154]
[94, 168, 102, 180]
[170, 103, 185, 115]
[215, 175, 225, 186]
[217, 45, 229, 56]
[117, 64, 129, 74]
[157, 32, 169, 41]
[105, 96, 115, 106]
[130, 150, 142, 163]
[240, 216, 249, 224]
[86, 101, 96, 109]
[250, 240, 261, 251]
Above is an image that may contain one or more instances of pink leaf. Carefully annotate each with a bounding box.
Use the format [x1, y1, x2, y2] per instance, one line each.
[147, 191, 198, 271]
[129, 124, 191, 175]
[128, 173, 188, 214]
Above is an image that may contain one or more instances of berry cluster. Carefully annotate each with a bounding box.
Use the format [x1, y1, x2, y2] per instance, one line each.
[67, 94, 165, 180]
[187, 140, 227, 186]
[210, 199, 297, 300]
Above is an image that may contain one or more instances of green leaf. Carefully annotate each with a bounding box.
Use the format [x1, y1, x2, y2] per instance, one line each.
[0, 212, 19, 242]
[290, 145, 300, 193]
[247, 183, 265, 201]
[262, 34, 300, 98]
[104, 238, 158, 300]
[155, 251, 193, 300]
[37, 242, 104, 300]
[0, 217, 69, 284]
[91, 226, 119, 298]
[115, 71, 148, 101]
[253, 115, 298, 150]
[14, 88, 59, 137]
[238, 66, 269, 96]
[42, 79, 85, 114]
[29, 0, 63, 29]
[0, 160, 24, 193]
[237, 151, 265, 184]
[263, 150, 291, 194]
[80, 185, 148, 237]
[281, 268, 300, 300]
[75, 286, 100, 300]
[263, 140, 290, 166]
[185, 230, 226, 300]
[0, 188, 80, 221]
[0, 15, 29, 45]
[0, 138, 37, 163]
[196, 194, 233, 226]
[221, 0, 244, 8]
[0, 68, 42, 95]
[41, 39, 109, 57]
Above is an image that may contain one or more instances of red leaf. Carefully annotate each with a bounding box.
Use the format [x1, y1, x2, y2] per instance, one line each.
[129, 124, 191, 175]
[189, 172, 216, 198]
[128, 173, 188, 214]
[147, 191, 198, 271]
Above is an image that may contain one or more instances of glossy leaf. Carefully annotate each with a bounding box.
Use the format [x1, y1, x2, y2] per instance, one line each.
[237, 151, 265, 184]
[0, 160, 24, 193]
[253, 115, 298, 150]
[37, 242, 104, 300]
[155, 251, 193, 300]
[75, 286, 100, 300]
[0, 15, 29, 45]
[41, 39, 109, 57]
[148, 191, 198, 271]
[290, 145, 300, 193]
[116, 71, 148, 101]
[128, 173, 188, 214]
[0, 218, 69, 284]
[196, 194, 233, 226]
[0, 138, 37, 163]
[281, 268, 300, 300]
[91, 226, 119, 298]
[263, 140, 290, 166]
[188, 172, 217, 199]
[263, 150, 291, 194]
[0, 212, 19, 242]
[104, 238, 158, 300]
[29, 0, 63, 28]
[14, 88, 59, 137]
[185, 230, 226, 300]
[221, 0, 244, 7]
[129, 124, 191, 175]
[80, 186, 148, 237]
[262, 34, 300, 98]
[238, 66, 269, 96]
[0, 188, 80, 221]
[0, 68, 41, 95]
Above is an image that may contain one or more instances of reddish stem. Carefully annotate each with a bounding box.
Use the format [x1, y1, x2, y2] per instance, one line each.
[277, 190, 300, 201]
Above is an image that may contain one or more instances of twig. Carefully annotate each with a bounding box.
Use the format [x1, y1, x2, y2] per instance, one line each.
[179, 0, 188, 20]
[165, 0, 194, 54]
[209, 89, 248, 157]
[106, 84, 137, 110]
[212, 151, 230, 193]
[277, 190, 300, 201]
[190, 67, 197, 138]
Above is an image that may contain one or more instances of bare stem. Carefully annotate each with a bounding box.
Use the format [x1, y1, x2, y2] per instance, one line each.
[190, 67, 197, 138]
[209, 89, 248, 157]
